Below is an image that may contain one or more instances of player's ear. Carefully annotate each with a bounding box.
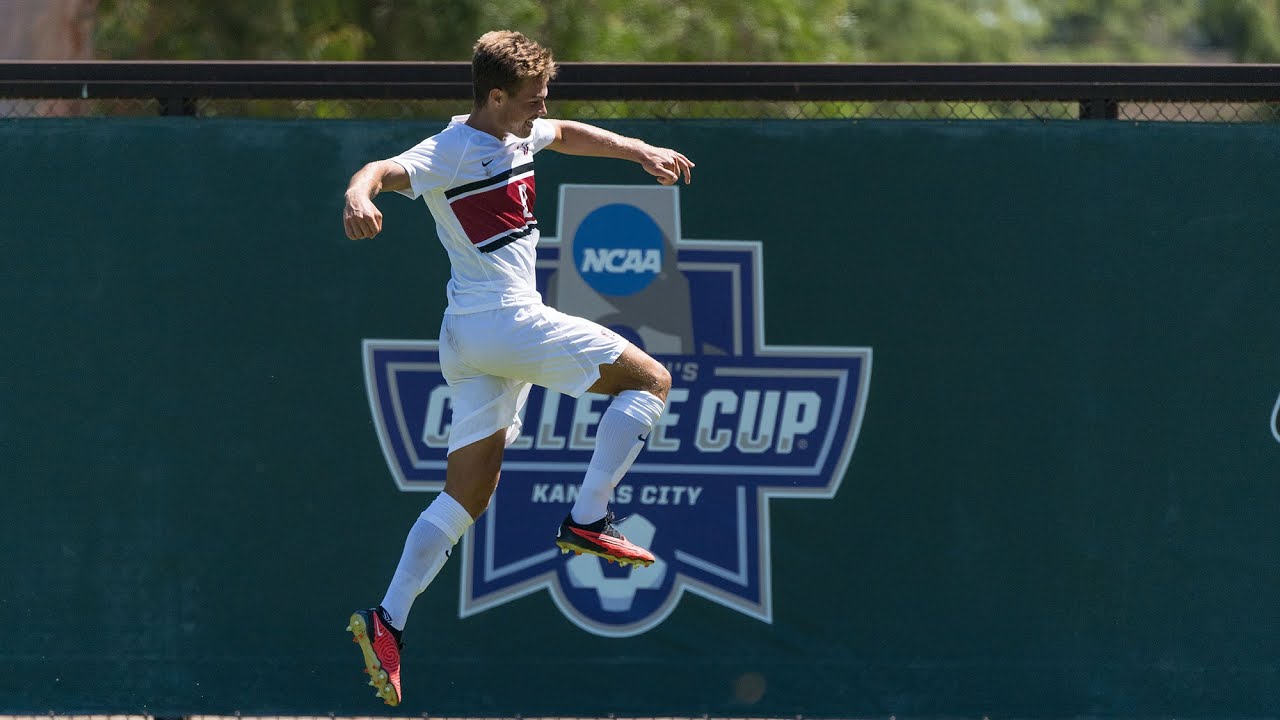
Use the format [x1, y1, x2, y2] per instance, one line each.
[488, 87, 505, 107]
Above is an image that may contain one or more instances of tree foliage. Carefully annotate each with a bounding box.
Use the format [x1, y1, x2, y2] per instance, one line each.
[1200, 0, 1280, 62]
[92, 0, 1280, 63]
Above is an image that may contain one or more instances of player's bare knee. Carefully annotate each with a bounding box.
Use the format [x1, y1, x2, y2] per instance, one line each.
[444, 431, 505, 518]
[650, 363, 672, 400]
[466, 492, 492, 519]
[626, 353, 671, 400]
[451, 479, 498, 519]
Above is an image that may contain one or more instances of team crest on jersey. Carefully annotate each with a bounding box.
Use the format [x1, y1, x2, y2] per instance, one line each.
[364, 185, 871, 637]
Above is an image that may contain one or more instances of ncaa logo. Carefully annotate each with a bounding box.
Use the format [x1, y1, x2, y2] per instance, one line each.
[572, 203, 664, 297]
[364, 185, 872, 637]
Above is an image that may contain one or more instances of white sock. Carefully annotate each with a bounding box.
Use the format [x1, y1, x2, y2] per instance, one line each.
[571, 390, 665, 524]
[379, 491, 473, 630]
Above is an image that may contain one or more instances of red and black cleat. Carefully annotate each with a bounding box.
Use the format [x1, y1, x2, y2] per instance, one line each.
[346, 607, 402, 706]
[556, 511, 655, 568]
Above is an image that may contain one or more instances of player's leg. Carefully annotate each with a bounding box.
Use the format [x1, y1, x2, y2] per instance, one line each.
[349, 313, 530, 706]
[576, 346, 670, 525]
[556, 345, 671, 566]
[379, 428, 506, 628]
[585, 344, 672, 400]
[430, 304, 670, 567]
[348, 429, 506, 707]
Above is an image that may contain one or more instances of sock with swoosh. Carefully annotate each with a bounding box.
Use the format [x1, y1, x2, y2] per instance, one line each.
[571, 389, 665, 524]
[379, 491, 474, 631]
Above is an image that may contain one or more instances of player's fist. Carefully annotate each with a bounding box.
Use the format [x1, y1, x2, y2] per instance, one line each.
[343, 192, 384, 239]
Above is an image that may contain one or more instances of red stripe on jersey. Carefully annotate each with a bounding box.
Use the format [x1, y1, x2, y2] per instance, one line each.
[450, 175, 537, 245]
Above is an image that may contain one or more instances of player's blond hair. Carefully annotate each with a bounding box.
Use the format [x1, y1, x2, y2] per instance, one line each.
[471, 30, 558, 106]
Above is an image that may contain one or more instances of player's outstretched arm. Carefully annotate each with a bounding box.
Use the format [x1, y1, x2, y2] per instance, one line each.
[343, 159, 411, 239]
[546, 119, 694, 186]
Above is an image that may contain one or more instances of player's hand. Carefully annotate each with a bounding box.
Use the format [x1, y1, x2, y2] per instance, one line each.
[640, 146, 694, 186]
[343, 192, 384, 239]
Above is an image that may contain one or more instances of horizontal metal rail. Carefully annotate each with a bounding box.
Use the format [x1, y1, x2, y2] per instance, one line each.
[2, 61, 1279, 102]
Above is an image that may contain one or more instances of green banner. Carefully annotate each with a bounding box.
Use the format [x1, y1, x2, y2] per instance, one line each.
[2, 117, 1278, 717]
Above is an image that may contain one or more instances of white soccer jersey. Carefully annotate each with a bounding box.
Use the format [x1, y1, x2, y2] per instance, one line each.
[392, 115, 558, 314]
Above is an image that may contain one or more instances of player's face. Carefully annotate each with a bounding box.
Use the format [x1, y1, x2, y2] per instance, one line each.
[501, 78, 548, 138]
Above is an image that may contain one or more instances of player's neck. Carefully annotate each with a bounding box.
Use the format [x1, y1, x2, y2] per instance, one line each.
[465, 108, 508, 140]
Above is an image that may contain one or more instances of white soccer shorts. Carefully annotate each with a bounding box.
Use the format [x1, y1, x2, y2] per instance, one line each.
[438, 303, 629, 454]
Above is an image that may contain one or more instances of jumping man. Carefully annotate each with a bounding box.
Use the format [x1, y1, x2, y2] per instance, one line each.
[340, 30, 694, 706]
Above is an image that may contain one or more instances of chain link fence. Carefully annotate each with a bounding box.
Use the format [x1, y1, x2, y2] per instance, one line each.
[3, 96, 1280, 122]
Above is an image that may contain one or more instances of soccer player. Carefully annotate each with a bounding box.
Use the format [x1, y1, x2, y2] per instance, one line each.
[340, 30, 694, 707]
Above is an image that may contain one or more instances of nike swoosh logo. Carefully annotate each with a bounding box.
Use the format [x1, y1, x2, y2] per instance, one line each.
[569, 526, 635, 551]
[375, 623, 384, 638]
[481, 159, 494, 167]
